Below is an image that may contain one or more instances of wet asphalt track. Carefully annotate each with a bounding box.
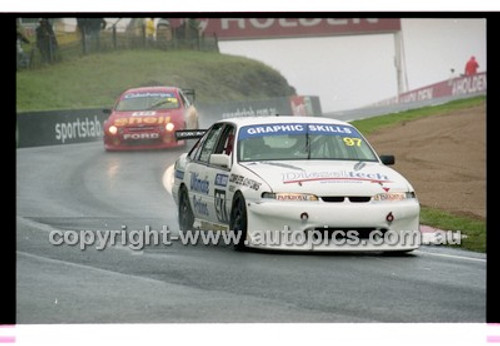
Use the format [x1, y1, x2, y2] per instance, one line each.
[16, 141, 486, 323]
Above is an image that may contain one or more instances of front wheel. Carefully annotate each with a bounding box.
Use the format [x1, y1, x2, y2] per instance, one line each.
[383, 249, 415, 256]
[178, 187, 194, 231]
[229, 192, 248, 250]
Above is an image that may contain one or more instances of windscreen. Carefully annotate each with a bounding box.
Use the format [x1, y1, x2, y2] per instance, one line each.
[237, 123, 378, 162]
[115, 92, 180, 111]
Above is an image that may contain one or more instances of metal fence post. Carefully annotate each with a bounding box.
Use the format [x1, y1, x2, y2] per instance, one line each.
[112, 24, 117, 50]
[82, 26, 88, 55]
[173, 27, 177, 49]
[213, 33, 219, 53]
[141, 23, 146, 48]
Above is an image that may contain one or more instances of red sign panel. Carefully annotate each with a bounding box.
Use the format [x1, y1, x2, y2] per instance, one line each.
[188, 18, 401, 40]
[372, 72, 487, 107]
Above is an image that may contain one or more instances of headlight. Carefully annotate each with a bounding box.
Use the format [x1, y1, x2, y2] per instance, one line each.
[373, 191, 416, 201]
[108, 125, 118, 135]
[165, 122, 175, 132]
[262, 192, 319, 201]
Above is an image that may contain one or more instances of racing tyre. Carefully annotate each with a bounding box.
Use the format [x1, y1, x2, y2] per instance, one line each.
[383, 249, 415, 256]
[230, 192, 248, 250]
[178, 186, 194, 231]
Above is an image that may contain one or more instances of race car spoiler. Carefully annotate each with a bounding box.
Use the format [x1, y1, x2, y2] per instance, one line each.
[175, 129, 207, 140]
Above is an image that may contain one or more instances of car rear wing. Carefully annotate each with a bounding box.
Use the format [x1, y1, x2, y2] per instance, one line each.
[175, 129, 207, 140]
[181, 88, 196, 103]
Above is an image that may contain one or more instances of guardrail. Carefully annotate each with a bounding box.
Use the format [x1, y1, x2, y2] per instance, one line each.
[16, 95, 322, 148]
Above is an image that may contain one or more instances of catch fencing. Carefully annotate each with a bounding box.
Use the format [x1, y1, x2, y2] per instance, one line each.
[17, 18, 218, 70]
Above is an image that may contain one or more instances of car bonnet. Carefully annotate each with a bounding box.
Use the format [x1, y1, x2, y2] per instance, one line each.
[239, 160, 413, 196]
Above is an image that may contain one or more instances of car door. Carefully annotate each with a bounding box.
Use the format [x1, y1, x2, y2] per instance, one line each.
[206, 124, 235, 225]
[187, 123, 225, 222]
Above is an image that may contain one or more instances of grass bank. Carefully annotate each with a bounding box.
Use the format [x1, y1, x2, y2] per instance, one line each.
[351, 96, 485, 136]
[16, 50, 296, 112]
[420, 207, 486, 253]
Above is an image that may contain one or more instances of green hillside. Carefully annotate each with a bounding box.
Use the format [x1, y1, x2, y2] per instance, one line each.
[16, 50, 296, 112]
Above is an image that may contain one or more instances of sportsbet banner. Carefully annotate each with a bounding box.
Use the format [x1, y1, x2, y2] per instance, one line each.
[17, 108, 107, 148]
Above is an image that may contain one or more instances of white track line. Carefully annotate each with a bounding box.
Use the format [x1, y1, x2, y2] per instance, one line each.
[414, 250, 486, 263]
[17, 251, 166, 284]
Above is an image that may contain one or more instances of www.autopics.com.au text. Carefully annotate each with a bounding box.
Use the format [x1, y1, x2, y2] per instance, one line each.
[48, 226, 463, 251]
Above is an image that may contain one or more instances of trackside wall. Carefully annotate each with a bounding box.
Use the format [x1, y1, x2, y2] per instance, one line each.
[16, 95, 322, 148]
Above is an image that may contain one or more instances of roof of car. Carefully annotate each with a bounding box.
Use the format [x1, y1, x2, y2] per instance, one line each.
[220, 116, 352, 128]
[122, 86, 180, 94]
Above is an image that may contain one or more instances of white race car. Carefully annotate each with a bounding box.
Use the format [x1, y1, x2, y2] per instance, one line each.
[172, 116, 420, 252]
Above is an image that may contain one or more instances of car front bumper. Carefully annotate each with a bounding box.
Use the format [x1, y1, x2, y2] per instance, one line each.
[104, 133, 184, 151]
[245, 199, 420, 252]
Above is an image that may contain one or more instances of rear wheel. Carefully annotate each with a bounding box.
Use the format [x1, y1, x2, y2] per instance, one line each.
[178, 186, 194, 231]
[230, 192, 248, 250]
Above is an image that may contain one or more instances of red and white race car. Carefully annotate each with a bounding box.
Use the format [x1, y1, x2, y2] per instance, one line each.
[103, 86, 198, 151]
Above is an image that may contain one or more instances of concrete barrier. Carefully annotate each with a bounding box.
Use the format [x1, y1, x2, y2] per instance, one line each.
[196, 96, 322, 127]
[325, 73, 486, 122]
[17, 108, 108, 148]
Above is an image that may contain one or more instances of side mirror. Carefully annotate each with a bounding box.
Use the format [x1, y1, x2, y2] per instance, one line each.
[102, 109, 112, 115]
[380, 155, 395, 165]
[209, 154, 230, 168]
